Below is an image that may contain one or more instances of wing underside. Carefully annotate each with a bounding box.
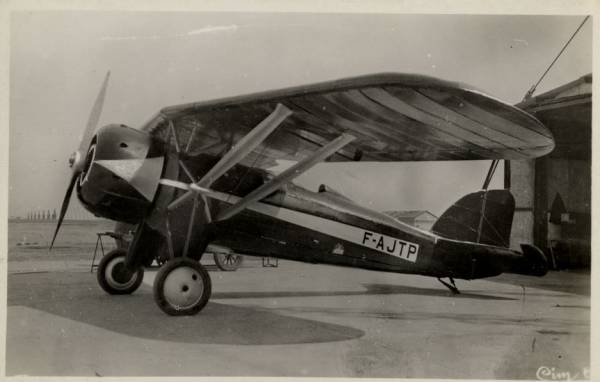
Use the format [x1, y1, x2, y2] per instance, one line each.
[141, 73, 554, 168]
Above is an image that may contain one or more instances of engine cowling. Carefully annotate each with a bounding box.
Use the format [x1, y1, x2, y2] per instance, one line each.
[76, 124, 165, 223]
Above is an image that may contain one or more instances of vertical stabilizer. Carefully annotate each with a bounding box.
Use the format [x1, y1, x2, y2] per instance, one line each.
[431, 190, 515, 247]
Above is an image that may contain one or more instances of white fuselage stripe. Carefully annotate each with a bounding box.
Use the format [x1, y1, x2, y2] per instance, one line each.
[244, 201, 421, 262]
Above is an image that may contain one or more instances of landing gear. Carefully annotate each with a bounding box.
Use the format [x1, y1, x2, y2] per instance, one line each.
[97, 249, 144, 295]
[213, 252, 244, 271]
[153, 257, 212, 316]
[437, 277, 460, 294]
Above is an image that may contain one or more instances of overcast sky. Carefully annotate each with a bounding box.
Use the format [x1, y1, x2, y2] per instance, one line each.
[9, 12, 592, 219]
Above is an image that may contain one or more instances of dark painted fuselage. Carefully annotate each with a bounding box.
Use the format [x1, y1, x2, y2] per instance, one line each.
[208, 185, 524, 280]
[131, 152, 543, 280]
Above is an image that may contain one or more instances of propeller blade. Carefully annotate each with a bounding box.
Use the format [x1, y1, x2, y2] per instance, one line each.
[49, 173, 79, 250]
[52, 71, 110, 250]
[78, 71, 110, 154]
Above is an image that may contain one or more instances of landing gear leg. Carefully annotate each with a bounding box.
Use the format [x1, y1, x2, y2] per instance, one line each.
[437, 277, 460, 294]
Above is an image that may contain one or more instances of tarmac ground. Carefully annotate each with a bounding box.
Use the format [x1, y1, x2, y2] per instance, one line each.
[6, 254, 591, 378]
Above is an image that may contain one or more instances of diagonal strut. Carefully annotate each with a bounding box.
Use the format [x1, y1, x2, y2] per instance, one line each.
[217, 134, 355, 221]
[168, 103, 292, 211]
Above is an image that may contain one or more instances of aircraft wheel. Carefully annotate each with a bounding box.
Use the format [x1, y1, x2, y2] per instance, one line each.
[97, 249, 144, 295]
[213, 252, 244, 271]
[153, 257, 212, 316]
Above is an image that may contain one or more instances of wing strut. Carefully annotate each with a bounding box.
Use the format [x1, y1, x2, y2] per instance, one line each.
[477, 159, 500, 244]
[217, 133, 355, 221]
[482, 159, 499, 190]
[159, 133, 355, 221]
[168, 103, 292, 211]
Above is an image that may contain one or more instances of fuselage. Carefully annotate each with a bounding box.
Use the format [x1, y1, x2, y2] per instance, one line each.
[139, 151, 529, 280]
[77, 125, 545, 280]
[208, 181, 522, 280]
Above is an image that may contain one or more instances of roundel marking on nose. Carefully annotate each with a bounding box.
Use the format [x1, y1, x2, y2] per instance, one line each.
[95, 157, 165, 201]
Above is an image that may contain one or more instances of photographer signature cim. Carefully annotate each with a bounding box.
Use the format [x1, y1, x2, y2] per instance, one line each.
[536, 366, 589, 380]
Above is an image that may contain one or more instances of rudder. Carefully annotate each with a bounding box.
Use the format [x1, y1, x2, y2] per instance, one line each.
[431, 190, 515, 247]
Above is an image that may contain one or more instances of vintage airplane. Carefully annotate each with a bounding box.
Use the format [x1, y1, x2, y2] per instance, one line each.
[50, 71, 554, 315]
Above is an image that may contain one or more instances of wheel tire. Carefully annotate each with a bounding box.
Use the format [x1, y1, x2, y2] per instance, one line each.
[213, 252, 244, 271]
[153, 257, 212, 316]
[97, 249, 144, 295]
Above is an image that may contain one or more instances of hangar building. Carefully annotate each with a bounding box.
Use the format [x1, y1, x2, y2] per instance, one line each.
[509, 73, 591, 268]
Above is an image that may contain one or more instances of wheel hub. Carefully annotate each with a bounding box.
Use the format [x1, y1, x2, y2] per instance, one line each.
[105, 257, 138, 290]
[111, 262, 132, 283]
[163, 267, 204, 309]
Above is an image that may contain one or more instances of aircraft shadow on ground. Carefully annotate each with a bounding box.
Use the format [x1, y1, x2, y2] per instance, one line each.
[8, 273, 364, 345]
[212, 283, 515, 301]
[8, 273, 513, 346]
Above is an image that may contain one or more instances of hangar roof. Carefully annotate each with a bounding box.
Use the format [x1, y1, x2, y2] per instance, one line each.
[518, 74, 591, 160]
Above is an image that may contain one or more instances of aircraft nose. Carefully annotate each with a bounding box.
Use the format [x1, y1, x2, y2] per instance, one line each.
[76, 124, 165, 222]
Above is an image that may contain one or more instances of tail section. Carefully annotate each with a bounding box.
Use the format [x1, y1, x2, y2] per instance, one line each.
[511, 244, 548, 276]
[432, 190, 515, 247]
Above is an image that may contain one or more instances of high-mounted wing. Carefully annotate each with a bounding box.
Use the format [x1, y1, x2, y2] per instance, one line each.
[141, 73, 554, 167]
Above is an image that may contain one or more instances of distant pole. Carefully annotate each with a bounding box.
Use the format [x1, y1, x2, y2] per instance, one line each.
[52, 209, 57, 220]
